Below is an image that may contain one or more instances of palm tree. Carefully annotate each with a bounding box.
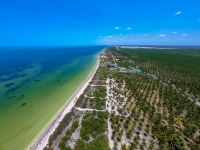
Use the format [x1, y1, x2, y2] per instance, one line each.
[129, 142, 137, 150]
[126, 130, 132, 139]
[121, 144, 127, 150]
[114, 141, 118, 149]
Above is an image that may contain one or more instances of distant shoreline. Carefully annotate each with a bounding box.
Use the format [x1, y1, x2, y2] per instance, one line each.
[119, 46, 177, 49]
[29, 54, 101, 150]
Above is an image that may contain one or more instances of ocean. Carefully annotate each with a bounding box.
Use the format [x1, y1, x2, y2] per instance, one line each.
[0, 46, 105, 150]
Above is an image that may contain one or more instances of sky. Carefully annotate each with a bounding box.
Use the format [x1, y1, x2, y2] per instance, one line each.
[0, 0, 200, 46]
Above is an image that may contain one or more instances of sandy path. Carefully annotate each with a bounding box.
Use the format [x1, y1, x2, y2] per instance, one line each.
[84, 95, 105, 99]
[29, 55, 100, 150]
[105, 78, 114, 149]
[75, 107, 106, 112]
[90, 85, 106, 86]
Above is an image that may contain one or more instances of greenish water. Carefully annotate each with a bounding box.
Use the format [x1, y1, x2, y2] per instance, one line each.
[0, 46, 105, 150]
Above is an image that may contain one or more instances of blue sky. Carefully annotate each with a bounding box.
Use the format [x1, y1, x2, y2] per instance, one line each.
[0, 0, 200, 46]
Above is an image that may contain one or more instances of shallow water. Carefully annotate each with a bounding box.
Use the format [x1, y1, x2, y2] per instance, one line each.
[0, 46, 105, 150]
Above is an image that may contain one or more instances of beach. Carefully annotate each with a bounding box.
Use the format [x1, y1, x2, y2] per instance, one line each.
[29, 55, 100, 150]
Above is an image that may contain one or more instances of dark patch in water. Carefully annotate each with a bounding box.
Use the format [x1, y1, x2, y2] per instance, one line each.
[0, 74, 27, 82]
[34, 80, 41, 82]
[7, 95, 16, 99]
[20, 74, 27, 77]
[57, 80, 60, 82]
[4, 83, 15, 88]
[21, 103, 27, 107]
[15, 95, 25, 101]
[6, 86, 20, 93]
[21, 79, 31, 85]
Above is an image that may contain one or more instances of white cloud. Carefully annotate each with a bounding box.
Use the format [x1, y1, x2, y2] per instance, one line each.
[119, 33, 122, 35]
[99, 36, 103, 37]
[143, 34, 148, 36]
[106, 36, 113, 38]
[174, 11, 182, 15]
[182, 34, 188, 36]
[199, 18, 200, 20]
[126, 27, 131, 30]
[173, 32, 178, 34]
[159, 34, 166, 37]
[114, 27, 120, 30]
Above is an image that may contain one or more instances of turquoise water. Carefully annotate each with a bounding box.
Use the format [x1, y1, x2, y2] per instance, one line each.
[0, 46, 105, 150]
[132, 67, 142, 73]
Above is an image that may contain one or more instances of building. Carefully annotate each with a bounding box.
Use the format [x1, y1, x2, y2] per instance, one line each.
[107, 63, 118, 68]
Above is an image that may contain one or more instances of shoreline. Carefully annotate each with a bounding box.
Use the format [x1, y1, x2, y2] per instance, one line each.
[29, 54, 100, 150]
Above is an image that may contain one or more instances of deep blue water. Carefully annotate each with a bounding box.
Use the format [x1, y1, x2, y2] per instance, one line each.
[0, 46, 106, 81]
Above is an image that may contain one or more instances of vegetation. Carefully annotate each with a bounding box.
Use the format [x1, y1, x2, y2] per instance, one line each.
[90, 80, 106, 85]
[75, 94, 85, 107]
[58, 120, 79, 150]
[59, 139, 70, 150]
[74, 135, 109, 150]
[117, 61, 135, 68]
[89, 97, 106, 110]
[93, 66, 108, 80]
[75, 86, 90, 107]
[105, 47, 200, 149]
[93, 86, 107, 98]
[120, 48, 200, 73]
[48, 111, 74, 147]
[72, 121, 79, 130]
[80, 111, 107, 141]
[110, 71, 200, 149]
[112, 48, 200, 99]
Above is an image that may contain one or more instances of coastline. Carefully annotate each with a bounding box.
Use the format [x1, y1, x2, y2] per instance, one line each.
[29, 54, 100, 150]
